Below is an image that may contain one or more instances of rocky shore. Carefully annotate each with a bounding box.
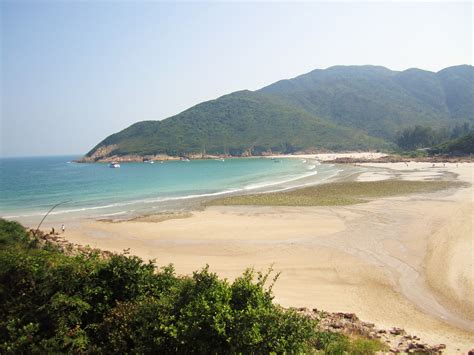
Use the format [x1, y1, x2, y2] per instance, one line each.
[76, 144, 258, 162]
[75, 153, 239, 163]
[76, 148, 472, 164]
[295, 307, 454, 354]
[32, 228, 114, 258]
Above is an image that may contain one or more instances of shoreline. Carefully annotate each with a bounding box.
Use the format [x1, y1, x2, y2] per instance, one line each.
[56, 161, 474, 353]
[7, 226, 452, 353]
[75, 150, 473, 164]
[8, 157, 473, 352]
[75, 151, 388, 163]
[4, 157, 356, 224]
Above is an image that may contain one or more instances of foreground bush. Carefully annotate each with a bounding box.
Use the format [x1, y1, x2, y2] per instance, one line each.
[0, 219, 385, 353]
[0, 220, 318, 353]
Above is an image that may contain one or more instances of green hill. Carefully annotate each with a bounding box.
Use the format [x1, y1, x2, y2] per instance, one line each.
[437, 65, 474, 120]
[85, 65, 473, 160]
[261, 65, 474, 139]
[86, 91, 388, 159]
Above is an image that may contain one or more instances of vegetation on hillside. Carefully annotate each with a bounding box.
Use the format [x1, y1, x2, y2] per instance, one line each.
[0, 219, 385, 353]
[85, 65, 473, 159]
[429, 132, 474, 155]
[396, 126, 445, 151]
[87, 91, 388, 158]
[396, 122, 471, 151]
[262, 65, 474, 140]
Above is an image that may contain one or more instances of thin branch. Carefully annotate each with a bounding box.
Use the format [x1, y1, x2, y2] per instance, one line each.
[33, 201, 70, 236]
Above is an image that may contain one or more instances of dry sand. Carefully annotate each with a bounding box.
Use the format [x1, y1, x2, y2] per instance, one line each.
[268, 152, 387, 161]
[64, 162, 473, 353]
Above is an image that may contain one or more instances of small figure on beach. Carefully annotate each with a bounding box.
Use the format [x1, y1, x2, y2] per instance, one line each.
[51, 227, 55, 235]
[61, 224, 65, 233]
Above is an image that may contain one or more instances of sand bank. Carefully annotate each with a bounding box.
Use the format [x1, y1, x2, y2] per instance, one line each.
[267, 152, 387, 161]
[63, 162, 473, 352]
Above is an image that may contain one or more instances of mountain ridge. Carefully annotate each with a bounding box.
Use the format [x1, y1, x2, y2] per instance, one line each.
[84, 64, 473, 161]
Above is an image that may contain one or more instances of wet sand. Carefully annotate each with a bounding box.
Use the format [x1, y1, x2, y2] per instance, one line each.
[63, 162, 473, 352]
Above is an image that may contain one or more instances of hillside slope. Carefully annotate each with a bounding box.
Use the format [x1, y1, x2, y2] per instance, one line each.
[85, 65, 473, 160]
[260, 65, 474, 139]
[86, 91, 388, 159]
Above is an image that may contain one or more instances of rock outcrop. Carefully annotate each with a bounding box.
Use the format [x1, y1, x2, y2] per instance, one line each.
[295, 308, 447, 354]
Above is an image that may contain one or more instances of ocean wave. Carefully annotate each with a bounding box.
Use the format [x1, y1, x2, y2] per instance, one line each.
[2, 202, 133, 219]
[99, 211, 128, 217]
[262, 168, 344, 193]
[3, 167, 339, 219]
[1, 189, 245, 218]
[243, 170, 318, 190]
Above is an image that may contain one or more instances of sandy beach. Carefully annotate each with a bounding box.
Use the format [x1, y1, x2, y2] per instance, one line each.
[60, 161, 473, 352]
[267, 152, 387, 161]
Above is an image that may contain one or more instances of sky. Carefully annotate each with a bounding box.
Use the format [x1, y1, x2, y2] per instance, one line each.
[1, 1, 472, 157]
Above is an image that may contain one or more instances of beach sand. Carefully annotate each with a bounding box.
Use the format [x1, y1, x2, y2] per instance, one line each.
[268, 152, 387, 161]
[63, 162, 473, 353]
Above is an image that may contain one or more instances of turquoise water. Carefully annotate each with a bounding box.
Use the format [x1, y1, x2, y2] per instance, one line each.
[0, 156, 342, 223]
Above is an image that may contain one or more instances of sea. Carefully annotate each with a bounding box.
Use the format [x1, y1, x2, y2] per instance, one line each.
[0, 155, 347, 225]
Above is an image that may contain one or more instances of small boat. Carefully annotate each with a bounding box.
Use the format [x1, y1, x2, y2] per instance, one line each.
[143, 160, 155, 164]
[181, 158, 190, 162]
[108, 162, 121, 168]
[215, 158, 225, 162]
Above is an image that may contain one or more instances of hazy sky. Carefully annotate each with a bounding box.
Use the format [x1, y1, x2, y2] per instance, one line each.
[1, 1, 472, 157]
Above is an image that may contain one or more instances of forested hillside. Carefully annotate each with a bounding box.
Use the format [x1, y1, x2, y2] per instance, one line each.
[430, 132, 474, 155]
[261, 65, 473, 139]
[85, 65, 473, 160]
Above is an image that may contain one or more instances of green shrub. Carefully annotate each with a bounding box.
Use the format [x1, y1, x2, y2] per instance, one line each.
[0, 219, 320, 353]
[350, 337, 387, 354]
[0, 219, 33, 249]
[315, 331, 351, 354]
